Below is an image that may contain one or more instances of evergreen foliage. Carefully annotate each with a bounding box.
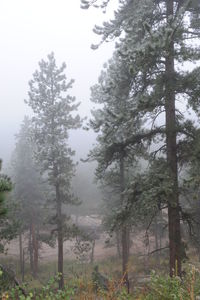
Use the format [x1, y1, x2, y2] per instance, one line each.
[0, 160, 13, 253]
[25, 52, 82, 288]
[82, 0, 200, 276]
[0, 160, 12, 218]
[87, 50, 145, 289]
[11, 116, 49, 277]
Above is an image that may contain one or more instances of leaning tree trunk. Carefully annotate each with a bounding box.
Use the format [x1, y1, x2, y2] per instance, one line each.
[56, 184, 64, 289]
[165, 0, 182, 277]
[120, 155, 130, 292]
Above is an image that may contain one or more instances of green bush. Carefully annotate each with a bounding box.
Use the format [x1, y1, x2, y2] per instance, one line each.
[1, 264, 200, 299]
[1, 273, 75, 300]
[142, 272, 186, 300]
[140, 266, 200, 300]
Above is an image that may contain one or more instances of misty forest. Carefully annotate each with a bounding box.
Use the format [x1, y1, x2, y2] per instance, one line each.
[1, 0, 200, 299]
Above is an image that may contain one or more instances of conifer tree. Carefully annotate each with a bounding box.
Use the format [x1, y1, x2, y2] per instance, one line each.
[25, 53, 81, 289]
[88, 52, 144, 290]
[11, 116, 46, 278]
[82, 0, 200, 276]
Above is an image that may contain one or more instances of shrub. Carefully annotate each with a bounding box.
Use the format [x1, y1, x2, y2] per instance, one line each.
[139, 266, 200, 300]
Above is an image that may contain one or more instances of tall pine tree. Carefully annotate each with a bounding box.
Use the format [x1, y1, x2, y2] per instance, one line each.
[88, 51, 144, 289]
[25, 53, 81, 289]
[82, 0, 200, 276]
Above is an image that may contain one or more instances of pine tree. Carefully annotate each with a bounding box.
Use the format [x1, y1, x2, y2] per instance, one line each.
[11, 116, 47, 278]
[25, 52, 81, 289]
[82, 0, 200, 276]
[179, 130, 200, 260]
[88, 51, 144, 290]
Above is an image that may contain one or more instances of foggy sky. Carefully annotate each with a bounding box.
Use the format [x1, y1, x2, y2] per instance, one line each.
[0, 0, 115, 166]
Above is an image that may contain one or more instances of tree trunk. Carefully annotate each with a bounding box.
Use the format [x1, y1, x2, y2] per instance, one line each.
[22, 249, 25, 282]
[32, 222, 38, 278]
[120, 155, 129, 292]
[90, 240, 95, 264]
[56, 184, 64, 289]
[19, 232, 23, 278]
[127, 227, 130, 258]
[116, 231, 122, 258]
[159, 210, 163, 252]
[35, 227, 39, 275]
[154, 216, 160, 265]
[121, 226, 129, 292]
[165, 0, 182, 277]
[198, 246, 200, 262]
[29, 224, 34, 274]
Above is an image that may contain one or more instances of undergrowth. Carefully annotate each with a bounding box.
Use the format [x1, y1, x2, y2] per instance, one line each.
[1, 265, 200, 299]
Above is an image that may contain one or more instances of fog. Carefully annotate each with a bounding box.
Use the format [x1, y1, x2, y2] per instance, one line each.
[1, 1, 200, 296]
[0, 0, 115, 165]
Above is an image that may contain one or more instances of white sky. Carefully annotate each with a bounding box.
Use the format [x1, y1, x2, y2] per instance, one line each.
[0, 0, 116, 165]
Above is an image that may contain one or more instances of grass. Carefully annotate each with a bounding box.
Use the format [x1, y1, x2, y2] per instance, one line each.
[1, 251, 200, 299]
[2, 266, 200, 299]
[0, 252, 170, 289]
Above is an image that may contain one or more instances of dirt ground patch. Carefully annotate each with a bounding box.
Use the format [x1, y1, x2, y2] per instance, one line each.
[0, 215, 158, 263]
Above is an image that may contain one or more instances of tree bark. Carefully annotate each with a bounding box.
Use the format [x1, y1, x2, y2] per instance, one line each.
[120, 155, 130, 292]
[121, 226, 129, 292]
[165, 0, 182, 276]
[56, 184, 64, 289]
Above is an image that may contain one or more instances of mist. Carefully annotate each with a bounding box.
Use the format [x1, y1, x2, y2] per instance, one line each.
[0, 0, 115, 165]
[1, 0, 200, 298]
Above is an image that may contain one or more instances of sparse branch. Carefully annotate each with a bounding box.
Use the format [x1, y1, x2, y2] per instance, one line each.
[148, 246, 169, 255]
[151, 144, 166, 160]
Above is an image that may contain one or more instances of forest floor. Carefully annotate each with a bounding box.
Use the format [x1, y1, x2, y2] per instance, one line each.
[0, 215, 159, 264]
